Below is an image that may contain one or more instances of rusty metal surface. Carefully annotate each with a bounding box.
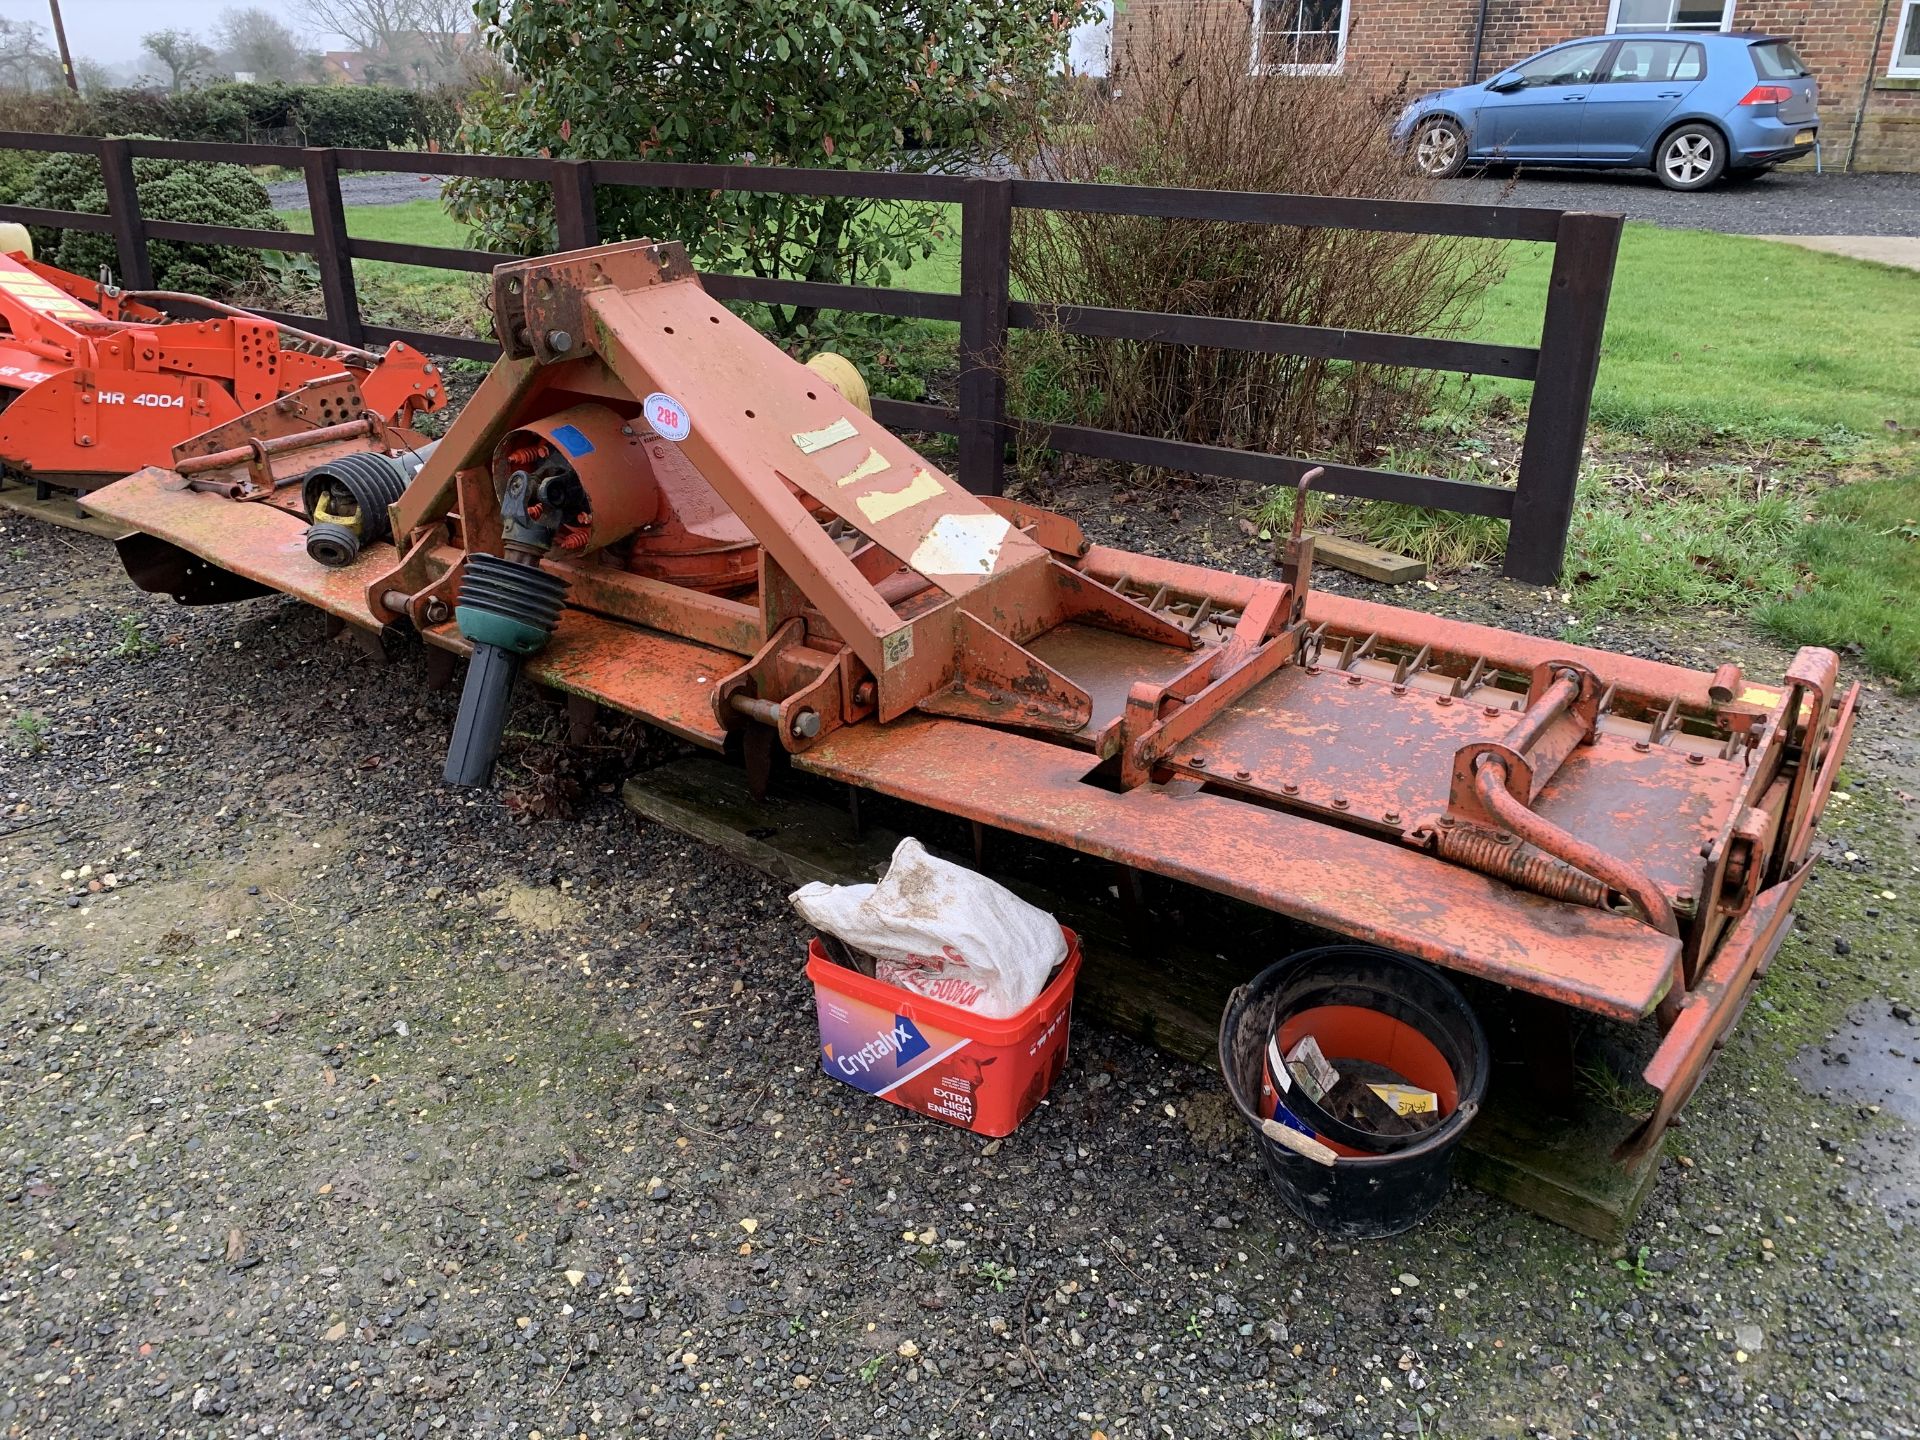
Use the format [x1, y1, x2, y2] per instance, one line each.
[1164, 663, 1738, 901]
[1623, 864, 1811, 1161]
[80, 240, 1858, 1169]
[1023, 622, 1201, 737]
[85, 466, 383, 626]
[796, 714, 1682, 1021]
[1078, 545, 1764, 717]
[423, 614, 733, 750]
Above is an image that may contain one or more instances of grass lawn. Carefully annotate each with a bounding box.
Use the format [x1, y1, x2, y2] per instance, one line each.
[1480, 226, 1918, 687]
[1476, 224, 1919, 442]
[295, 199, 1919, 686]
[276, 199, 495, 335]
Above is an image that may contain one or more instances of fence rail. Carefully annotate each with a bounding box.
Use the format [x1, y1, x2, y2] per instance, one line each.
[0, 132, 1624, 583]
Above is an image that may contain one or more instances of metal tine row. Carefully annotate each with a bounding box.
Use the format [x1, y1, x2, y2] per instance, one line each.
[1336, 632, 1379, 671]
[1109, 576, 1242, 634]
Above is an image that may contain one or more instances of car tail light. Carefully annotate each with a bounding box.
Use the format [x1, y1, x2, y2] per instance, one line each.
[1738, 85, 1794, 106]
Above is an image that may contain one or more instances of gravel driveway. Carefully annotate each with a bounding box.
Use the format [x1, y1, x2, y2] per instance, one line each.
[268, 173, 447, 210]
[1, 504, 1916, 1438]
[1435, 168, 1920, 235]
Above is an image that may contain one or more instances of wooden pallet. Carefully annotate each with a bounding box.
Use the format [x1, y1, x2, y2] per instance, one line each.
[621, 755, 1663, 1240]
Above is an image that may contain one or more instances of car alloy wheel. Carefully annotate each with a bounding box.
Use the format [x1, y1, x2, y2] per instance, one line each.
[1414, 121, 1463, 178]
[1662, 132, 1716, 186]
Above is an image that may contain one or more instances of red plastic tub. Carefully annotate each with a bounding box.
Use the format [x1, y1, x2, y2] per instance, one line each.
[805, 928, 1081, 1137]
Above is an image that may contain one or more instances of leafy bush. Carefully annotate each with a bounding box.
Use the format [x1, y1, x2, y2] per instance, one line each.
[0, 147, 38, 207]
[1009, 0, 1505, 468]
[445, 0, 1090, 335]
[21, 147, 285, 294]
[0, 88, 89, 136]
[0, 83, 462, 149]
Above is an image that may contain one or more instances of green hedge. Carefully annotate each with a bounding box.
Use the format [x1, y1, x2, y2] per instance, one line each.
[0, 83, 462, 150]
[19, 147, 284, 295]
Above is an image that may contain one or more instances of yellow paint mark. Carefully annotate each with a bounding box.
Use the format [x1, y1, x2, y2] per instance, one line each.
[1738, 685, 1781, 707]
[792, 415, 859, 454]
[834, 447, 890, 487]
[855, 467, 944, 524]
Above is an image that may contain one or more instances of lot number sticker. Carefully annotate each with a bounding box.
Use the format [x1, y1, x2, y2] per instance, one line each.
[643, 392, 691, 442]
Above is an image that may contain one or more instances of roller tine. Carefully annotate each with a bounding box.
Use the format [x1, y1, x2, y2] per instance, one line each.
[1393, 643, 1433, 686]
[1353, 632, 1379, 663]
[1649, 694, 1681, 746]
[1596, 682, 1618, 719]
[1147, 584, 1169, 613]
[1186, 597, 1215, 635]
[1336, 635, 1357, 671]
[1452, 654, 1489, 700]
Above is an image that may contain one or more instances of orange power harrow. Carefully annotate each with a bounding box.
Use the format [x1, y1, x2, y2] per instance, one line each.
[0, 247, 444, 492]
[82, 241, 1857, 1163]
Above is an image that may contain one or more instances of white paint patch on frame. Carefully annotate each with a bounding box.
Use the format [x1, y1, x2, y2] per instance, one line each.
[908, 513, 1013, 576]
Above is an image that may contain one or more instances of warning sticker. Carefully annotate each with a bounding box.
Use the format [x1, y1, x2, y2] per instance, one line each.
[642, 392, 691, 442]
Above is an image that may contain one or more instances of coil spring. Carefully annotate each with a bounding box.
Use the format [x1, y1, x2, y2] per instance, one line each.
[501, 441, 551, 470]
[1435, 825, 1611, 909]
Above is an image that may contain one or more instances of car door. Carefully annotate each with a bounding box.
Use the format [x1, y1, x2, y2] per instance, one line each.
[1581, 39, 1705, 160]
[1472, 40, 1616, 161]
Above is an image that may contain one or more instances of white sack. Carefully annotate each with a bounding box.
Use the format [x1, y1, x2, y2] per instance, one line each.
[791, 837, 1065, 1019]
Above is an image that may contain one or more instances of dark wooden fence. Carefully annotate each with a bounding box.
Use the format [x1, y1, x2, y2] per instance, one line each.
[0, 133, 1624, 583]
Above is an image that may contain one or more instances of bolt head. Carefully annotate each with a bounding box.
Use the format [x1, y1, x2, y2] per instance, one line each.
[546, 329, 573, 351]
[792, 709, 822, 739]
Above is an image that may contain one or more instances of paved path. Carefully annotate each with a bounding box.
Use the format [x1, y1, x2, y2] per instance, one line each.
[1750, 233, 1920, 270]
[1435, 169, 1920, 236]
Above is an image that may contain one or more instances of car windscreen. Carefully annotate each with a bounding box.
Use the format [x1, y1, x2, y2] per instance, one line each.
[1750, 40, 1809, 79]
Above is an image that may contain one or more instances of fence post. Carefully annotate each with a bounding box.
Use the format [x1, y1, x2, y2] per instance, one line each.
[551, 159, 599, 253]
[98, 138, 151, 291]
[302, 147, 364, 347]
[957, 176, 1013, 496]
[1504, 210, 1622, 585]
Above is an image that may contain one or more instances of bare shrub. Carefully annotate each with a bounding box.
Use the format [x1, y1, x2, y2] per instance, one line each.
[1011, 0, 1506, 470]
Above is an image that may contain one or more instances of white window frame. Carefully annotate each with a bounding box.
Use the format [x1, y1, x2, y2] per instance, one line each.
[1250, 0, 1351, 76]
[1892, 0, 1920, 77]
[1606, 0, 1737, 32]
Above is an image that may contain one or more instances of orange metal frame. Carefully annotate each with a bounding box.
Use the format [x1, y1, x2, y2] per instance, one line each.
[0, 250, 444, 491]
[81, 240, 1857, 1164]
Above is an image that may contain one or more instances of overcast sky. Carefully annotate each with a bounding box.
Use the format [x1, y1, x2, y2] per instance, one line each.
[3, 0, 1112, 76]
[0, 0, 352, 68]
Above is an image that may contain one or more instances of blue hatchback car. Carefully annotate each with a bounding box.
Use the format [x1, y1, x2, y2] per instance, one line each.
[1393, 32, 1819, 190]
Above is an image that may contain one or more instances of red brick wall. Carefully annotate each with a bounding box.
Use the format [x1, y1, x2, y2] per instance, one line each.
[1110, 0, 1915, 171]
[1343, 1, 1610, 91]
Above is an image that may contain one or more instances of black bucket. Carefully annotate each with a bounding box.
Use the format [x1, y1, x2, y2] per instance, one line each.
[1219, 944, 1489, 1239]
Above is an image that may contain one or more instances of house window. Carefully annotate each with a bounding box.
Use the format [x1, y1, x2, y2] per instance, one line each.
[1894, 1, 1920, 77]
[1252, 0, 1350, 74]
[1608, 0, 1735, 31]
